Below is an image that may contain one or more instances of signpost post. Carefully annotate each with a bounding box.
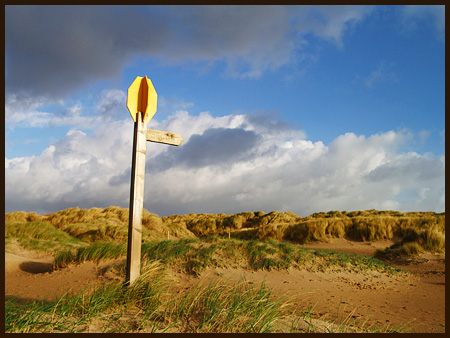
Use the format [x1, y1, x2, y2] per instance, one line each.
[125, 76, 183, 285]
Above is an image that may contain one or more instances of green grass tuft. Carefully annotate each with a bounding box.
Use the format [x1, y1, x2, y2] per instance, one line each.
[52, 237, 406, 277]
[5, 220, 83, 253]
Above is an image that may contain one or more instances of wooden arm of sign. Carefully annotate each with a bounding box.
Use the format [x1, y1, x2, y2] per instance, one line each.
[146, 129, 184, 146]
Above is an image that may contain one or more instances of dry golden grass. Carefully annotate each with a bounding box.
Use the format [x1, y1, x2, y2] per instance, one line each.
[160, 209, 444, 257]
[4, 207, 444, 258]
[5, 211, 44, 223]
[6, 207, 196, 244]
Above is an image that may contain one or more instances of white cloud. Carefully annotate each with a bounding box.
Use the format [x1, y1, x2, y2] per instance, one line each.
[5, 110, 445, 216]
[5, 89, 130, 130]
[5, 94, 101, 129]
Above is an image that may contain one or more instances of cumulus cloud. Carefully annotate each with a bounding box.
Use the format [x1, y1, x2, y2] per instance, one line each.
[5, 5, 374, 99]
[6, 120, 134, 213]
[5, 110, 444, 216]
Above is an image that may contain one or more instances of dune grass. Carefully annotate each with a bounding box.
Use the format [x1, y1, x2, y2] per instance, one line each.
[161, 209, 445, 258]
[5, 261, 170, 333]
[6, 207, 444, 259]
[53, 241, 127, 269]
[375, 224, 446, 259]
[5, 220, 84, 253]
[53, 236, 405, 277]
[6, 259, 290, 333]
[5, 259, 412, 333]
[6, 207, 436, 333]
[43, 206, 196, 243]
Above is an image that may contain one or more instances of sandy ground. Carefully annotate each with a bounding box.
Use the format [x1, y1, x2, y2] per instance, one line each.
[5, 238, 445, 333]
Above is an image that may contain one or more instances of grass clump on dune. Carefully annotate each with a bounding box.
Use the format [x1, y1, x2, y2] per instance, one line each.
[375, 224, 445, 259]
[5, 220, 84, 253]
[53, 236, 405, 277]
[5, 211, 44, 223]
[169, 279, 287, 333]
[53, 241, 127, 269]
[6, 261, 170, 333]
[46, 207, 139, 243]
[44, 206, 195, 243]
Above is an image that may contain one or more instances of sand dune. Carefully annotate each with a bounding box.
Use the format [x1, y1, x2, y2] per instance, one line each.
[5, 239, 445, 333]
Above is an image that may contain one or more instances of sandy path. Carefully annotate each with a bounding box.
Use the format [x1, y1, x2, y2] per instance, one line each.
[5, 239, 445, 333]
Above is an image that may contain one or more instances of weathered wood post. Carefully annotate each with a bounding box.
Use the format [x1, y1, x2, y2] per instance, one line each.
[126, 110, 148, 285]
[125, 76, 183, 285]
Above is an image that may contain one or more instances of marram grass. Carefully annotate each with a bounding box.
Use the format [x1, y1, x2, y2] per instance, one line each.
[6, 207, 444, 259]
[5, 260, 412, 333]
[6, 207, 437, 333]
[53, 236, 405, 277]
[5, 220, 84, 253]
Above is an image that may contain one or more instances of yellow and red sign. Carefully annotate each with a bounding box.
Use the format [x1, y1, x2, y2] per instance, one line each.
[127, 76, 157, 122]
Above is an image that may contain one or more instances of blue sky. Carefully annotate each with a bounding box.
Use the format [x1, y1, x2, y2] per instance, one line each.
[5, 5, 445, 216]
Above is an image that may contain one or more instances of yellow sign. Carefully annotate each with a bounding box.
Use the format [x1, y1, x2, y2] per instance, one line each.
[127, 76, 157, 122]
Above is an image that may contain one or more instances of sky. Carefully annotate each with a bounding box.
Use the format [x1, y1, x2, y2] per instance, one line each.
[5, 5, 445, 217]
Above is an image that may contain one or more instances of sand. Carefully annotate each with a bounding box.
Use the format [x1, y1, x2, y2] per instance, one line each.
[5, 238, 445, 333]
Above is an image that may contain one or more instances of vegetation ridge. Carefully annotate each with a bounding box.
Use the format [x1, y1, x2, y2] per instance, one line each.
[5, 207, 445, 258]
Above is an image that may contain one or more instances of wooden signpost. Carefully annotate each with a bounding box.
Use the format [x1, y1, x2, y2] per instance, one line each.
[125, 76, 183, 285]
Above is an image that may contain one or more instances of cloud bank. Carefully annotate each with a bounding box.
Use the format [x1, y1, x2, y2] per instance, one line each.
[6, 5, 375, 99]
[5, 107, 444, 216]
